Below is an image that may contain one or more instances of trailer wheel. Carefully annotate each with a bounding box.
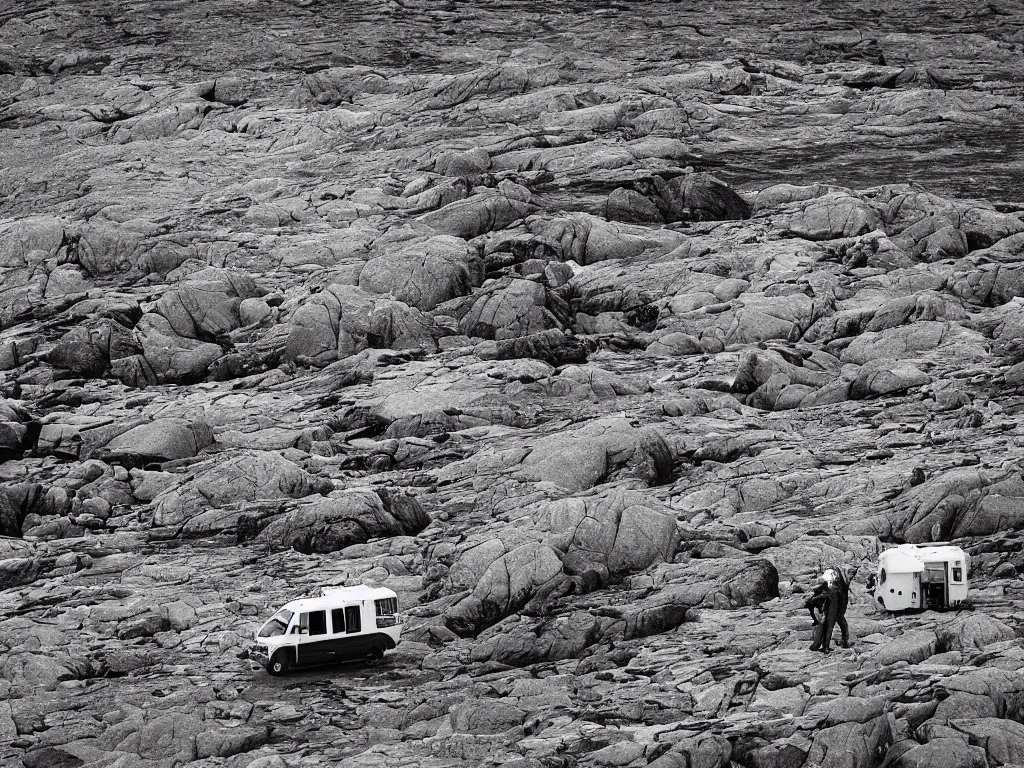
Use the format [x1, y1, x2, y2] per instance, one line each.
[268, 650, 292, 676]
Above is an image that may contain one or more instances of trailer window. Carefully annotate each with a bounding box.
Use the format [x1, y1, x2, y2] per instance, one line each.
[308, 610, 327, 636]
[345, 605, 361, 634]
[952, 567, 962, 582]
[331, 608, 346, 634]
[879, 568, 886, 584]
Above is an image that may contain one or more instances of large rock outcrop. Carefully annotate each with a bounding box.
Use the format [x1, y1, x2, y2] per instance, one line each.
[150, 450, 334, 531]
[255, 487, 429, 553]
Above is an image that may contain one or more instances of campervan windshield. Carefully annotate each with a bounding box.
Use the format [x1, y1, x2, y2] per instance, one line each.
[258, 609, 293, 638]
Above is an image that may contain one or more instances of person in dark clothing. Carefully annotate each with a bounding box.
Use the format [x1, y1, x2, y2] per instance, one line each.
[808, 579, 839, 653]
[833, 568, 851, 649]
[805, 583, 828, 624]
[806, 569, 852, 653]
[805, 576, 832, 652]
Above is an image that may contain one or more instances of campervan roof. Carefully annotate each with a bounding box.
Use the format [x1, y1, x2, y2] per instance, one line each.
[882, 544, 967, 573]
[882, 547, 925, 572]
[281, 585, 396, 613]
[912, 544, 966, 562]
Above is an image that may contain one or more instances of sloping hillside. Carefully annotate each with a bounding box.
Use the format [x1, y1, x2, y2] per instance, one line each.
[1, 2, 1023, 767]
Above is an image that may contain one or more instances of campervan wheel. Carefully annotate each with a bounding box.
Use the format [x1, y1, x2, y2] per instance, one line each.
[369, 643, 385, 661]
[268, 650, 292, 676]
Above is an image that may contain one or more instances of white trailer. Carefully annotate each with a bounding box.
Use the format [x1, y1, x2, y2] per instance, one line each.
[871, 544, 969, 612]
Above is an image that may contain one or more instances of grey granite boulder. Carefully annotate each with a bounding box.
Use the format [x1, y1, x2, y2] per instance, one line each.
[283, 284, 376, 366]
[518, 417, 672, 492]
[358, 235, 483, 310]
[417, 191, 535, 239]
[151, 450, 333, 529]
[99, 413, 214, 464]
[539, 487, 679, 584]
[255, 487, 429, 554]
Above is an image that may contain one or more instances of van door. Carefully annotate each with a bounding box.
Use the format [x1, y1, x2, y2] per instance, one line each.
[345, 605, 361, 634]
[327, 605, 364, 661]
[922, 563, 946, 609]
[295, 610, 329, 663]
[944, 562, 952, 607]
[329, 607, 347, 657]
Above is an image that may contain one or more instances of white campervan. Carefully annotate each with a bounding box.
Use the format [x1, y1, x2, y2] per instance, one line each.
[249, 585, 402, 675]
[871, 544, 969, 612]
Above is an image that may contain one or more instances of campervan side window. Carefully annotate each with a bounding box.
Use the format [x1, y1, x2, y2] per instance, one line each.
[308, 610, 327, 636]
[345, 605, 361, 634]
[331, 608, 346, 634]
[294, 612, 328, 636]
[880, 568, 886, 584]
[952, 567, 962, 582]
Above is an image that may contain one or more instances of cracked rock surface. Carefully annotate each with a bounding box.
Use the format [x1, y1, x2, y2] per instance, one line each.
[2, 0, 1024, 766]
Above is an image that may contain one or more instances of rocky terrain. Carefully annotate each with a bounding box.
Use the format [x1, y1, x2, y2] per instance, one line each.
[2, 0, 1024, 766]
